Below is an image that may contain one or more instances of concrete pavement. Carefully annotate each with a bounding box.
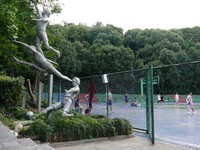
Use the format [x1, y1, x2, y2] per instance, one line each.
[52, 135, 185, 150]
[0, 121, 55, 150]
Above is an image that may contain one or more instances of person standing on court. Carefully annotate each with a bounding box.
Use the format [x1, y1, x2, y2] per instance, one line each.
[175, 93, 179, 106]
[85, 93, 90, 107]
[157, 93, 161, 104]
[88, 81, 96, 112]
[186, 92, 196, 115]
[124, 93, 129, 105]
[108, 90, 114, 113]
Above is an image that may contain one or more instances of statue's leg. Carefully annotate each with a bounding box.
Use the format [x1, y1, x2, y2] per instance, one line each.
[40, 32, 60, 58]
[62, 97, 73, 116]
[40, 105, 54, 114]
[13, 57, 32, 65]
[39, 101, 62, 115]
[53, 101, 62, 110]
[13, 57, 46, 73]
[36, 35, 44, 56]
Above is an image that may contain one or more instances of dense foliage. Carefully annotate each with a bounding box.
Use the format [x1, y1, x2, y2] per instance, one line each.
[19, 111, 132, 143]
[1, 0, 200, 94]
[0, 76, 25, 106]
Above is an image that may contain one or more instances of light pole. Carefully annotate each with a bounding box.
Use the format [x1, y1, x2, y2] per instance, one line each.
[102, 74, 109, 116]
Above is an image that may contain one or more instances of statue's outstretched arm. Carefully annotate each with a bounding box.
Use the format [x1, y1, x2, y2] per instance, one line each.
[65, 87, 79, 96]
[13, 41, 36, 53]
[30, 0, 42, 18]
[33, 18, 49, 22]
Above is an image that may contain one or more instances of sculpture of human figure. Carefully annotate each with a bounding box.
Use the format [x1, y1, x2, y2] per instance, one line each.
[31, 0, 60, 58]
[13, 40, 72, 82]
[39, 77, 80, 116]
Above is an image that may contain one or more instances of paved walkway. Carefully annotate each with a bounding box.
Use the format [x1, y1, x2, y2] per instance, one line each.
[0, 121, 55, 150]
[53, 135, 185, 150]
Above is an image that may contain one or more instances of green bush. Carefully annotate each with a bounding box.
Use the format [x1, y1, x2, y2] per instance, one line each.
[0, 106, 36, 121]
[24, 94, 37, 108]
[113, 118, 132, 135]
[41, 98, 49, 107]
[83, 116, 117, 138]
[0, 76, 25, 106]
[17, 110, 132, 143]
[0, 115, 15, 129]
[42, 113, 132, 142]
[50, 117, 85, 141]
[5, 106, 28, 119]
[21, 120, 52, 143]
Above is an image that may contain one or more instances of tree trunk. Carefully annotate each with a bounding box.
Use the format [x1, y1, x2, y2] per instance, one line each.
[27, 79, 37, 105]
[33, 71, 38, 94]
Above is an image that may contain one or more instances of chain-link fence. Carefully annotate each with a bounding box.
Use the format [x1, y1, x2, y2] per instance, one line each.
[78, 69, 148, 131]
[39, 69, 149, 131]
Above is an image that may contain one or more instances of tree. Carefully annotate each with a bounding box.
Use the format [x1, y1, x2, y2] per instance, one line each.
[0, 0, 62, 79]
[0, 0, 35, 77]
[87, 22, 124, 47]
[124, 29, 141, 54]
[159, 48, 177, 65]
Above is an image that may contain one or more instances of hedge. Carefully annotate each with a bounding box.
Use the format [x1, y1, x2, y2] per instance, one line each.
[20, 112, 133, 143]
[0, 76, 25, 106]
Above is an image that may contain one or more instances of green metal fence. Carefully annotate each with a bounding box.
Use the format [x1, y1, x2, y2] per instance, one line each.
[146, 64, 155, 144]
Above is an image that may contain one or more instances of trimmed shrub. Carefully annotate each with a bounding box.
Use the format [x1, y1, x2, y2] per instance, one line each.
[19, 111, 132, 143]
[113, 118, 132, 135]
[21, 120, 52, 143]
[0, 115, 15, 129]
[5, 106, 29, 120]
[1, 105, 132, 143]
[43, 113, 132, 142]
[0, 76, 25, 106]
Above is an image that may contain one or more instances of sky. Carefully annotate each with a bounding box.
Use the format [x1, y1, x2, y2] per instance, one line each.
[50, 0, 200, 32]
